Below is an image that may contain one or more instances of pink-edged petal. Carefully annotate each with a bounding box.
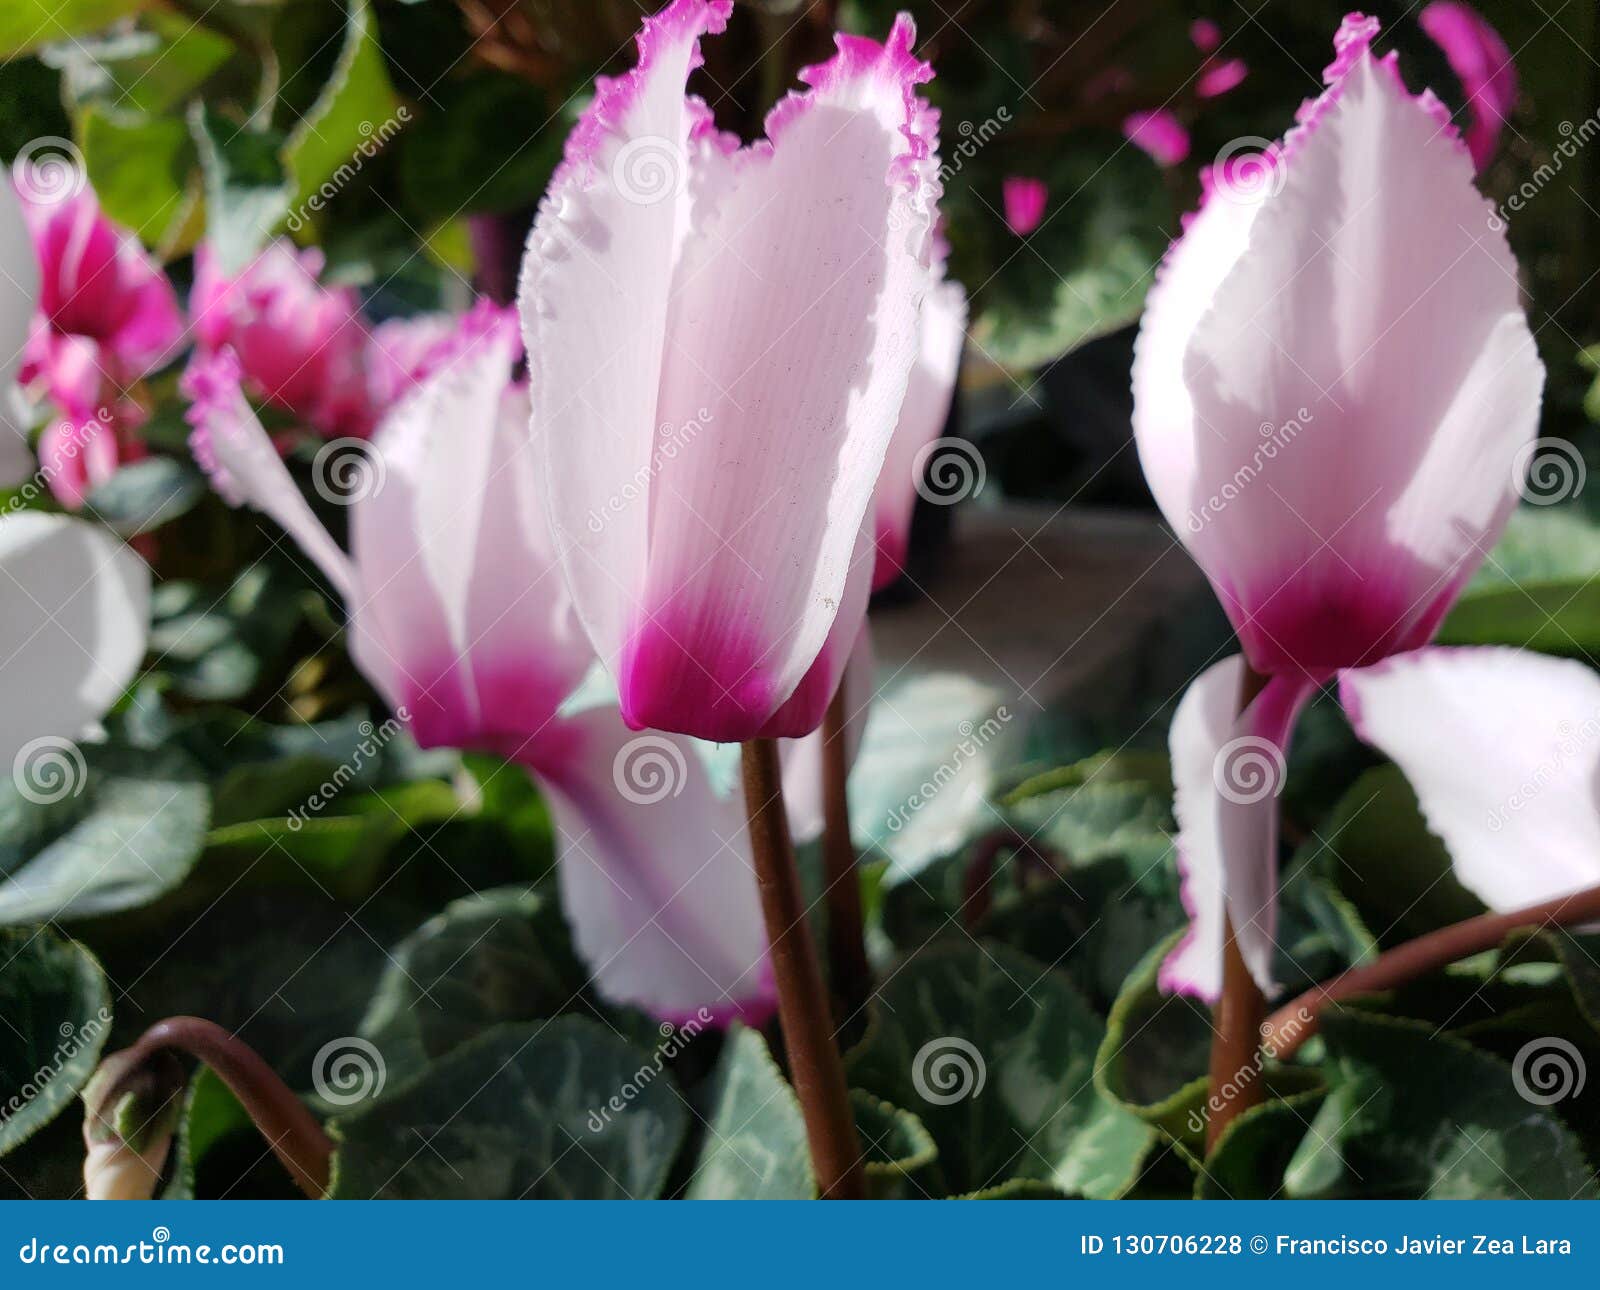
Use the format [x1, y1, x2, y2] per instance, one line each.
[364, 299, 521, 419]
[1420, 2, 1516, 172]
[1002, 175, 1047, 236]
[520, 0, 734, 713]
[539, 704, 774, 1024]
[1123, 110, 1191, 166]
[0, 511, 148, 767]
[1340, 648, 1600, 911]
[1162, 656, 1314, 999]
[873, 276, 966, 591]
[1, 182, 40, 484]
[38, 409, 119, 510]
[181, 348, 356, 602]
[1140, 15, 1543, 678]
[1196, 58, 1248, 99]
[614, 16, 937, 741]
[779, 622, 875, 845]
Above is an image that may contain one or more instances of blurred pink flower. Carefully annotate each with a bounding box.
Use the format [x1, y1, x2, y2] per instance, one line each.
[1132, 13, 1543, 1000]
[1123, 109, 1192, 166]
[191, 241, 371, 438]
[37, 402, 147, 509]
[1002, 175, 1047, 235]
[1419, 1, 1516, 171]
[17, 179, 182, 419]
[363, 299, 520, 421]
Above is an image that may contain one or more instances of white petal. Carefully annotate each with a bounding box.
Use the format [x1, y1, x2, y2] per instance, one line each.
[1341, 648, 1600, 910]
[0, 181, 39, 487]
[0, 512, 147, 765]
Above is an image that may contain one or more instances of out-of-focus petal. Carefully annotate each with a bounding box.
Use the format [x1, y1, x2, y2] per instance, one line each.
[1123, 110, 1191, 166]
[1002, 175, 1047, 235]
[543, 704, 774, 1024]
[1162, 656, 1313, 999]
[1340, 648, 1600, 911]
[181, 348, 356, 601]
[1420, 2, 1516, 172]
[0, 511, 148, 767]
[873, 278, 966, 592]
[0, 182, 39, 485]
[1196, 57, 1248, 99]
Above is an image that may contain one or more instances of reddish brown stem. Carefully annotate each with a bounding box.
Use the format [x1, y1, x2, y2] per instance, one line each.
[741, 738, 865, 1199]
[1205, 662, 1272, 1152]
[961, 827, 1063, 928]
[821, 687, 870, 1031]
[114, 1017, 331, 1198]
[1264, 881, 1600, 1060]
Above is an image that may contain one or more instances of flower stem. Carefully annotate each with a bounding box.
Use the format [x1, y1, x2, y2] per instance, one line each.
[741, 738, 865, 1199]
[1263, 881, 1600, 1061]
[821, 686, 870, 1034]
[1205, 662, 1273, 1152]
[111, 1017, 332, 1199]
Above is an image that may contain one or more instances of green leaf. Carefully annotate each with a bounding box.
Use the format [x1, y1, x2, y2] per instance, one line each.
[0, 742, 209, 926]
[49, 11, 233, 115]
[1194, 1089, 1326, 1200]
[686, 1025, 814, 1199]
[1283, 1010, 1598, 1199]
[1438, 503, 1600, 652]
[164, 1066, 290, 1199]
[357, 885, 587, 1090]
[283, 0, 400, 215]
[149, 562, 312, 702]
[328, 1019, 689, 1199]
[79, 106, 199, 252]
[0, 926, 110, 1154]
[1310, 764, 1482, 945]
[852, 1089, 939, 1199]
[190, 102, 290, 274]
[84, 457, 206, 537]
[0, 1, 151, 56]
[847, 941, 1151, 1196]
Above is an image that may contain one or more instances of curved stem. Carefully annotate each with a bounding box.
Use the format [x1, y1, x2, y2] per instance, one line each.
[741, 738, 865, 1199]
[1264, 882, 1600, 1061]
[113, 1017, 332, 1199]
[1205, 662, 1272, 1151]
[821, 686, 870, 1033]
